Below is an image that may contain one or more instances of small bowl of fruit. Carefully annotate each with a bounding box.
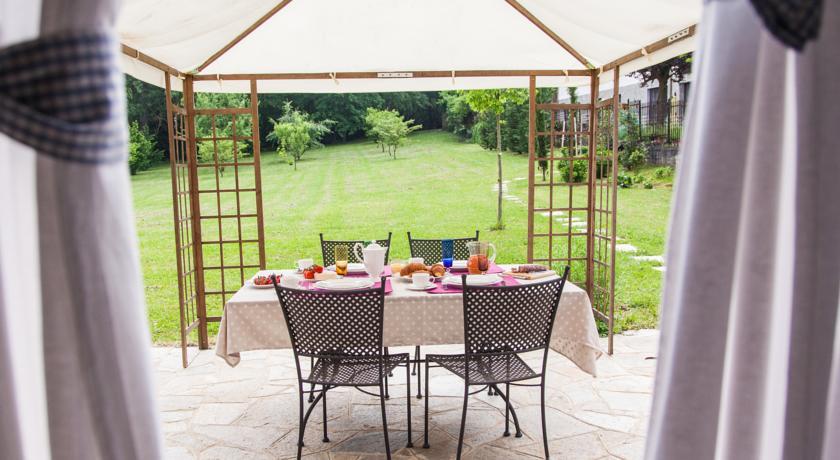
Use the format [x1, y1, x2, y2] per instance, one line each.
[250, 274, 276, 289]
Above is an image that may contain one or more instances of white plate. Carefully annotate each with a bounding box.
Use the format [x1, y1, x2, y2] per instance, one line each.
[450, 260, 468, 270]
[442, 274, 502, 286]
[405, 282, 437, 291]
[313, 278, 374, 291]
[327, 263, 367, 274]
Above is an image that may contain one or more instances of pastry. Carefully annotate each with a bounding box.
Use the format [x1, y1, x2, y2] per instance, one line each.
[400, 262, 428, 277]
[429, 263, 446, 277]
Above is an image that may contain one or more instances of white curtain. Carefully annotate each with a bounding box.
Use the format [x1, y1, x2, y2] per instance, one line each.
[646, 1, 840, 459]
[0, 0, 163, 458]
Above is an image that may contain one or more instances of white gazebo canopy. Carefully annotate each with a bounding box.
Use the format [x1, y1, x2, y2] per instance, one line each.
[118, 0, 700, 93]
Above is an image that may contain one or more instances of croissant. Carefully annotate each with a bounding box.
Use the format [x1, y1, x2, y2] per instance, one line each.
[429, 263, 446, 277]
[400, 262, 428, 277]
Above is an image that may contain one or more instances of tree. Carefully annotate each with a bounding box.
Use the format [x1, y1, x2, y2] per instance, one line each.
[461, 89, 528, 230]
[364, 108, 421, 159]
[630, 53, 692, 123]
[267, 102, 332, 170]
[193, 93, 251, 175]
[128, 121, 161, 175]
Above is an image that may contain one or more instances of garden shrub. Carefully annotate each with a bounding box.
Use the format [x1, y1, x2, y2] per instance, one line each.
[128, 121, 161, 175]
[654, 166, 674, 179]
[197, 140, 234, 175]
[617, 174, 634, 188]
[643, 181, 654, 189]
[267, 102, 332, 170]
[619, 148, 647, 170]
[557, 158, 588, 183]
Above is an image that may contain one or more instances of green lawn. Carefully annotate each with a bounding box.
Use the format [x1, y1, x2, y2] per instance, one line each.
[133, 130, 671, 344]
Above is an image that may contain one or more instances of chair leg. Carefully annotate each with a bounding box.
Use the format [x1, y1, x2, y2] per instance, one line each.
[423, 360, 431, 449]
[308, 357, 315, 403]
[412, 345, 419, 375]
[503, 382, 510, 437]
[379, 382, 392, 460]
[456, 383, 469, 460]
[385, 347, 393, 377]
[492, 384, 522, 438]
[322, 387, 330, 443]
[540, 379, 549, 459]
[415, 346, 423, 399]
[297, 384, 305, 459]
[488, 385, 495, 396]
[383, 348, 391, 399]
[405, 360, 414, 448]
[297, 388, 325, 459]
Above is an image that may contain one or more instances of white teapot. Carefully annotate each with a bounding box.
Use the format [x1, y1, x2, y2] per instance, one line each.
[353, 241, 388, 278]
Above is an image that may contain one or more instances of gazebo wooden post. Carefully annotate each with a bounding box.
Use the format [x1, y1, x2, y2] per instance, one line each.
[527, 75, 537, 263]
[609, 66, 621, 354]
[183, 75, 210, 350]
[586, 71, 598, 297]
[250, 79, 267, 270]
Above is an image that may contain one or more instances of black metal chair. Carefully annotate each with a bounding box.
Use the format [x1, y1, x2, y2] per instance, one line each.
[272, 276, 412, 460]
[405, 230, 480, 397]
[423, 267, 571, 459]
[406, 230, 479, 264]
[319, 232, 392, 266]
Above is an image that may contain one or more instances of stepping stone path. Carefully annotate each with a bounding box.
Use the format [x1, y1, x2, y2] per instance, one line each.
[616, 244, 638, 253]
[631, 255, 665, 264]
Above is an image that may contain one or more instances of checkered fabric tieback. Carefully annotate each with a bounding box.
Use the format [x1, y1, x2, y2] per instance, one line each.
[0, 32, 127, 164]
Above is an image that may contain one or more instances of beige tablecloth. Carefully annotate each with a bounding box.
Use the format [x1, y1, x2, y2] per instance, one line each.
[215, 266, 604, 376]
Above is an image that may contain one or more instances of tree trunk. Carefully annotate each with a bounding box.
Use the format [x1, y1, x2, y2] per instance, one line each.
[495, 114, 503, 229]
[656, 75, 669, 125]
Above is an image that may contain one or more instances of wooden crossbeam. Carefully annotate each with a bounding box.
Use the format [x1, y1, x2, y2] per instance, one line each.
[194, 0, 295, 73]
[191, 69, 591, 81]
[601, 24, 697, 72]
[121, 44, 185, 78]
[504, 0, 593, 69]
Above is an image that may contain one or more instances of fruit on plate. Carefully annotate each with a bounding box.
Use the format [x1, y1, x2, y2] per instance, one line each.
[303, 268, 315, 279]
[253, 275, 273, 286]
[314, 264, 324, 273]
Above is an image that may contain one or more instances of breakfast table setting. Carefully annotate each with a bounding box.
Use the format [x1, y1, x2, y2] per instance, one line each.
[215, 240, 604, 376]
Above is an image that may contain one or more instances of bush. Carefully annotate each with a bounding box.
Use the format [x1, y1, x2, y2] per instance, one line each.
[557, 157, 588, 183]
[619, 148, 647, 170]
[365, 108, 421, 158]
[643, 181, 654, 189]
[267, 102, 332, 170]
[617, 174, 634, 188]
[128, 121, 160, 175]
[197, 140, 234, 175]
[654, 166, 674, 179]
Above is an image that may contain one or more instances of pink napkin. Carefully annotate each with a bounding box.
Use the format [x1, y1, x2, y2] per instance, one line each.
[300, 278, 393, 294]
[427, 274, 518, 294]
[448, 263, 504, 275]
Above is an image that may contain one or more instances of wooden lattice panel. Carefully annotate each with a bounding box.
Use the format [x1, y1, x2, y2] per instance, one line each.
[193, 103, 266, 326]
[529, 102, 592, 289]
[165, 78, 200, 366]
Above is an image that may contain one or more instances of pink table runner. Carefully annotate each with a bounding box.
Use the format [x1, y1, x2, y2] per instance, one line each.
[427, 274, 518, 294]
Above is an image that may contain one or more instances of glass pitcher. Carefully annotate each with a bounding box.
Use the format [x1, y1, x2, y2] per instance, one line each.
[466, 241, 496, 274]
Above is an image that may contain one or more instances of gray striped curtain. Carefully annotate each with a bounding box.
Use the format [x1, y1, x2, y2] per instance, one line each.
[0, 0, 162, 458]
[646, 0, 840, 459]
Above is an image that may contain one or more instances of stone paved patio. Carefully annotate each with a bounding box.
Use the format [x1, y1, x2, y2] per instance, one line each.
[154, 330, 659, 459]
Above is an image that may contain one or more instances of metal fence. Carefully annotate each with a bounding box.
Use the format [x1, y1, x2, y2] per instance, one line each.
[625, 99, 686, 144]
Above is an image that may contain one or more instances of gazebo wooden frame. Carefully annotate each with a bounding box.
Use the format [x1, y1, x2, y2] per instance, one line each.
[125, 5, 695, 366]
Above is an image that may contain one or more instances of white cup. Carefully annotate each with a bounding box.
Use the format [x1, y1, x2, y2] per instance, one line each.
[297, 258, 314, 271]
[280, 274, 301, 288]
[409, 257, 424, 265]
[412, 272, 432, 288]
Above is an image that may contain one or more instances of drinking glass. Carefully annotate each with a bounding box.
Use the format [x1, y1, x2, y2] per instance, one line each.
[334, 246, 349, 276]
[441, 239, 454, 271]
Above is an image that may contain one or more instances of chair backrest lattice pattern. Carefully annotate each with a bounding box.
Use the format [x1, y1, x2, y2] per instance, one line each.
[275, 282, 386, 358]
[461, 268, 569, 356]
[319, 233, 392, 266]
[407, 230, 479, 263]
